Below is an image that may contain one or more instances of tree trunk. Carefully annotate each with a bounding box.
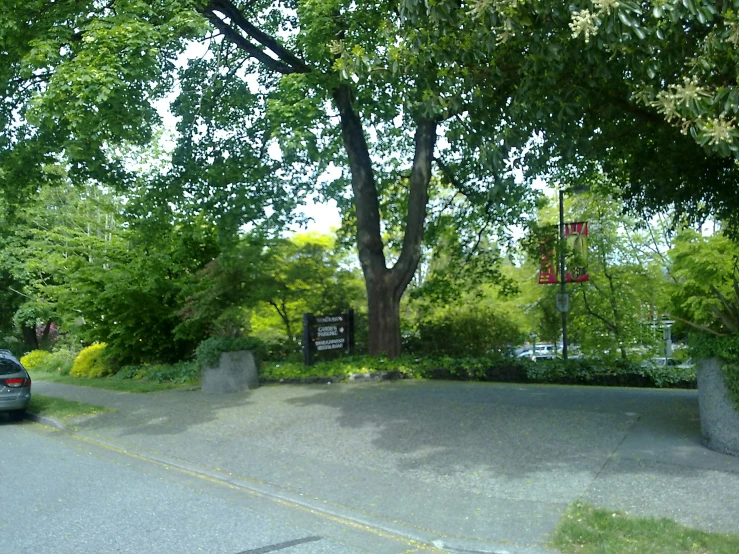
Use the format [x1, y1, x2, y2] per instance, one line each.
[333, 84, 436, 358]
[22, 324, 38, 351]
[366, 271, 402, 357]
[40, 320, 52, 346]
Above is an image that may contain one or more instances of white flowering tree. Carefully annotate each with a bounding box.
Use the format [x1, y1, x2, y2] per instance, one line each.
[466, 0, 739, 231]
[567, 0, 739, 158]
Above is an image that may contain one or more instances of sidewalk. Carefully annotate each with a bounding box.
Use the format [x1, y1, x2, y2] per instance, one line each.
[30, 380, 739, 553]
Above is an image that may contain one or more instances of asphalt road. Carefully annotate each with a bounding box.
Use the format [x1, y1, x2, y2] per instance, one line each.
[0, 420, 432, 554]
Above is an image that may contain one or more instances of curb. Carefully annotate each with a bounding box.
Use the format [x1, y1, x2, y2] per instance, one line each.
[25, 411, 69, 432]
[261, 370, 409, 385]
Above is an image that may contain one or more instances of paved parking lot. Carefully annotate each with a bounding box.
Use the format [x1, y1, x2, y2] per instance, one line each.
[30, 380, 739, 552]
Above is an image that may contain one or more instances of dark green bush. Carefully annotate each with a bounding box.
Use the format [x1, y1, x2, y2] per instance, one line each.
[195, 336, 266, 369]
[261, 354, 697, 389]
[113, 361, 199, 384]
[411, 307, 523, 356]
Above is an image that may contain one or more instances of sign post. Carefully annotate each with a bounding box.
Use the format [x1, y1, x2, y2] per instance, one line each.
[302, 309, 355, 365]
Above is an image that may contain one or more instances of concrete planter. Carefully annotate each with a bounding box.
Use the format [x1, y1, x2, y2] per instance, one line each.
[201, 350, 259, 394]
[697, 357, 739, 456]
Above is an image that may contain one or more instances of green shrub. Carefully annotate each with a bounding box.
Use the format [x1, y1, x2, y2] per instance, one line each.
[687, 275, 739, 407]
[71, 343, 114, 378]
[113, 361, 199, 384]
[20, 350, 51, 370]
[260, 353, 697, 389]
[33, 348, 76, 375]
[195, 336, 266, 369]
[260, 337, 302, 362]
[412, 308, 524, 356]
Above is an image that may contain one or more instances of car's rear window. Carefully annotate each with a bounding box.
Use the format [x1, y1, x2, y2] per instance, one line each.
[0, 358, 22, 375]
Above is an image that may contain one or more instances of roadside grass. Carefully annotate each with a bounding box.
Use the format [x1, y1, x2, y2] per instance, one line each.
[30, 371, 194, 393]
[551, 502, 739, 554]
[28, 394, 112, 422]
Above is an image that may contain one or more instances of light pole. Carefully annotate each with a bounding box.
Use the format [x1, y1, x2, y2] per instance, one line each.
[559, 188, 568, 361]
[558, 185, 589, 361]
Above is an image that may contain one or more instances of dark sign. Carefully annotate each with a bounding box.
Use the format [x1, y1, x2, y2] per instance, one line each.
[303, 310, 355, 365]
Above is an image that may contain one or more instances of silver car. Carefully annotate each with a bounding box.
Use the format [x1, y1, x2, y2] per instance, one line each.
[0, 351, 31, 421]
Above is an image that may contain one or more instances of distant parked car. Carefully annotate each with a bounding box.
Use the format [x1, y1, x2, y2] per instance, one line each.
[530, 353, 560, 362]
[642, 357, 681, 369]
[0, 351, 31, 421]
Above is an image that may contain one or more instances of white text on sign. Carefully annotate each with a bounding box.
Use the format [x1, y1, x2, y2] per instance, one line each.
[317, 326, 339, 337]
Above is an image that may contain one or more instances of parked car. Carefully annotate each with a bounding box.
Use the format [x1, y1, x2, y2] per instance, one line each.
[641, 357, 681, 369]
[0, 351, 31, 421]
[530, 353, 561, 362]
[656, 357, 680, 367]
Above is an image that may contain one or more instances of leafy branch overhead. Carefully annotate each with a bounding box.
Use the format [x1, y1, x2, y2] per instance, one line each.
[709, 277, 739, 336]
[3, 0, 739, 357]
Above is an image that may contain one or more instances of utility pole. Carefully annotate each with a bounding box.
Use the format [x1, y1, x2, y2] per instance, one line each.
[559, 189, 568, 361]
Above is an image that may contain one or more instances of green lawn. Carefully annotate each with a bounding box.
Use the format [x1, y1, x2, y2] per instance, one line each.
[551, 502, 739, 554]
[28, 394, 112, 422]
[30, 371, 196, 393]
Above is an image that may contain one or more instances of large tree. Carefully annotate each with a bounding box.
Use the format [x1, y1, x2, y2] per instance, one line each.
[2, 1, 542, 357]
[1, 180, 221, 363]
[460, 1, 739, 230]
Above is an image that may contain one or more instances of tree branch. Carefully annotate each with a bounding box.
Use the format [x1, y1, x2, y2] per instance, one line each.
[392, 118, 437, 295]
[580, 289, 617, 333]
[204, 0, 310, 74]
[332, 84, 386, 274]
[203, 11, 297, 74]
[435, 157, 475, 199]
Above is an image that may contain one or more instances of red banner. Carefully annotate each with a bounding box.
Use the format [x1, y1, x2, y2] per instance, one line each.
[565, 221, 589, 283]
[538, 232, 558, 284]
[538, 222, 589, 284]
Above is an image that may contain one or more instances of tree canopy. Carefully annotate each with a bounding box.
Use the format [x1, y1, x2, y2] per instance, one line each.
[3, 0, 738, 356]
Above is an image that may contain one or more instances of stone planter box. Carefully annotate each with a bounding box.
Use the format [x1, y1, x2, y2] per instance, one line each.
[697, 357, 739, 456]
[201, 350, 259, 394]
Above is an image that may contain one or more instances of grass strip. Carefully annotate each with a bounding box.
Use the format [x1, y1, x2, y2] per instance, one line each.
[30, 371, 194, 393]
[551, 502, 739, 554]
[28, 394, 112, 422]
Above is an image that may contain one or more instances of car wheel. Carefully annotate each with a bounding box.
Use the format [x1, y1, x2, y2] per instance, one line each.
[8, 410, 25, 422]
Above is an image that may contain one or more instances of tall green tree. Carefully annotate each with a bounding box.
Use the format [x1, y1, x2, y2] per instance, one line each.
[179, 232, 365, 341]
[9, 0, 734, 358]
[2, 180, 221, 363]
[2, 1, 548, 358]
[567, 196, 668, 359]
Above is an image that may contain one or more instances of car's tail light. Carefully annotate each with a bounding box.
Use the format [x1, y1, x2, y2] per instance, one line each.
[1, 376, 31, 387]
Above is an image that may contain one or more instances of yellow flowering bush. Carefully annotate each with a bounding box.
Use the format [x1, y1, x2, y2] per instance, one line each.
[71, 343, 113, 378]
[20, 349, 51, 370]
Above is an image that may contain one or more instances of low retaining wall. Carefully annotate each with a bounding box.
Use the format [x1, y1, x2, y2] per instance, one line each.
[697, 358, 739, 456]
